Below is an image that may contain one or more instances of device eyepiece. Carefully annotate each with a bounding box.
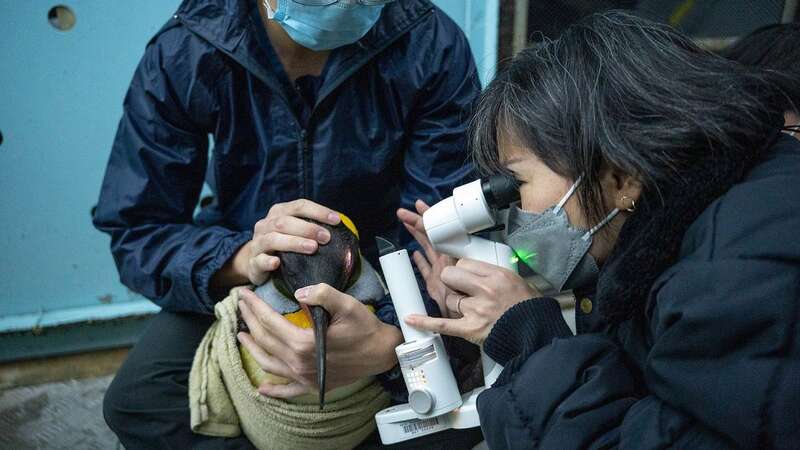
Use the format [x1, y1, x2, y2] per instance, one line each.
[481, 175, 520, 209]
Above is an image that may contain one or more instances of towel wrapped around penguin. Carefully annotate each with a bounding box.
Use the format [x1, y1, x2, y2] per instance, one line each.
[189, 214, 390, 450]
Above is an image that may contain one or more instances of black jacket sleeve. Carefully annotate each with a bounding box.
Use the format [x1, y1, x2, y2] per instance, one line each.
[478, 255, 800, 449]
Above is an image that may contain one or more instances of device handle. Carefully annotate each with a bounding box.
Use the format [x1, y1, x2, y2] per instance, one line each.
[377, 239, 432, 343]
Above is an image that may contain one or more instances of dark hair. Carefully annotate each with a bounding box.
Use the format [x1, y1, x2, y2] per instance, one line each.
[472, 10, 787, 223]
[725, 23, 800, 115]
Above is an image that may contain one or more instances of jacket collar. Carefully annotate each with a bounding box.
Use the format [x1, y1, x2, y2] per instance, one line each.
[597, 127, 783, 324]
[174, 0, 434, 109]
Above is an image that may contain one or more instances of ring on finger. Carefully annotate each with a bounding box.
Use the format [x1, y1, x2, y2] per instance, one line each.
[456, 295, 465, 316]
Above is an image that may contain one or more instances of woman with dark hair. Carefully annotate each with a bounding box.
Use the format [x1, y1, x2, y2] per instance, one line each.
[726, 23, 800, 138]
[397, 10, 800, 449]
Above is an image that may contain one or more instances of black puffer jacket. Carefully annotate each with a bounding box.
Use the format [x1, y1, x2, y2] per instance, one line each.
[478, 134, 800, 449]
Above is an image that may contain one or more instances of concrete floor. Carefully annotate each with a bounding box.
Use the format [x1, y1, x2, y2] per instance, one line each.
[0, 303, 576, 450]
[0, 375, 120, 450]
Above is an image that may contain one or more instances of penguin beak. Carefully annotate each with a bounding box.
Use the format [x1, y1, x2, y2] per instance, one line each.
[309, 305, 330, 410]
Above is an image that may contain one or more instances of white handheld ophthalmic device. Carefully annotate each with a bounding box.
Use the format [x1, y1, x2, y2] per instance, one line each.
[375, 175, 520, 444]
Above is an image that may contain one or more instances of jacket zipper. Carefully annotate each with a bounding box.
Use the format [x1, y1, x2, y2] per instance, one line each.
[175, 5, 434, 202]
[299, 7, 434, 200]
[299, 129, 311, 199]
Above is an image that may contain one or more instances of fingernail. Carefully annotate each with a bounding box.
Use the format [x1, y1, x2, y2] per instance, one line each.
[327, 213, 340, 223]
[316, 229, 330, 243]
[295, 287, 310, 300]
[302, 241, 316, 252]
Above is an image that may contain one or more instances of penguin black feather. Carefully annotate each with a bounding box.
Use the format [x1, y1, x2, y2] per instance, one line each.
[275, 220, 360, 409]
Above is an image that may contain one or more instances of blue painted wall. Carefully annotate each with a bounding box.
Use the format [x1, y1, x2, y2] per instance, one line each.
[0, 1, 178, 331]
[0, 1, 497, 335]
[436, 0, 500, 84]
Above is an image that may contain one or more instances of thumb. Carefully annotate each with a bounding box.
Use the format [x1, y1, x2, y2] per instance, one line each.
[295, 283, 356, 316]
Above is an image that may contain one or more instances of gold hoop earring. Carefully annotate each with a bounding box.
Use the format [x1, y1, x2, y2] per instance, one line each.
[621, 195, 636, 212]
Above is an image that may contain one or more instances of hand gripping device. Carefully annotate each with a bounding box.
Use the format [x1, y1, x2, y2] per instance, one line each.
[375, 176, 519, 444]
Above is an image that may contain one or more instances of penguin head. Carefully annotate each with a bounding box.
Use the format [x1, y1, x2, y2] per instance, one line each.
[273, 213, 361, 409]
[274, 214, 361, 297]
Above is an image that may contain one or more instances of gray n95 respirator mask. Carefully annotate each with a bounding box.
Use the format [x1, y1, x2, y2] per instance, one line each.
[505, 176, 618, 292]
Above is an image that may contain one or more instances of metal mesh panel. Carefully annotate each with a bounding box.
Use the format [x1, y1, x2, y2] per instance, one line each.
[637, 0, 788, 38]
[526, 0, 636, 41]
[526, 0, 791, 43]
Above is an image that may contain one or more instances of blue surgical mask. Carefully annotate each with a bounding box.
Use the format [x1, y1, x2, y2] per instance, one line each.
[263, 0, 386, 51]
[504, 176, 619, 292]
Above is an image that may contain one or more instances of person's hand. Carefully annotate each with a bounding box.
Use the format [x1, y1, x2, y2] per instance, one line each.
[404, 259, 541, 345]
[397, 200, 457, 317]
[236, 285, 402, 398]
[210, 199, 341, 300]
[241, 199, 342, 286]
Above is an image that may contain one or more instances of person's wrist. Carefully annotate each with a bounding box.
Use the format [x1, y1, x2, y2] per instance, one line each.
[210, 240, 251, 293]
[372, 323, 402, 374]
[232, 240, 252, 281]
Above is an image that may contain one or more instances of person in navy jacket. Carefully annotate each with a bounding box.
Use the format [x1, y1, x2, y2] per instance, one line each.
[94, 0, 483, 447]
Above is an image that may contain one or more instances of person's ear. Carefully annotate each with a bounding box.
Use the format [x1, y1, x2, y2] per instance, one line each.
[612, 172, 642, 212]
[600, 166, 642, 211]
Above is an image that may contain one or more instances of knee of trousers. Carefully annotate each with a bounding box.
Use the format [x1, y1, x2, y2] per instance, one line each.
[102, 371, 130, 432]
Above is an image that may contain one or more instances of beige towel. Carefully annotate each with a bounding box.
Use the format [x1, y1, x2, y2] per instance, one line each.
[189, 288, 390, 450]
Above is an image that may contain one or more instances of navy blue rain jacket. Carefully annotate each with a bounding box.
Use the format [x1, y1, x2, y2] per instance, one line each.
[478, 135, 800, 449]
[93, 0, 480, 316]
